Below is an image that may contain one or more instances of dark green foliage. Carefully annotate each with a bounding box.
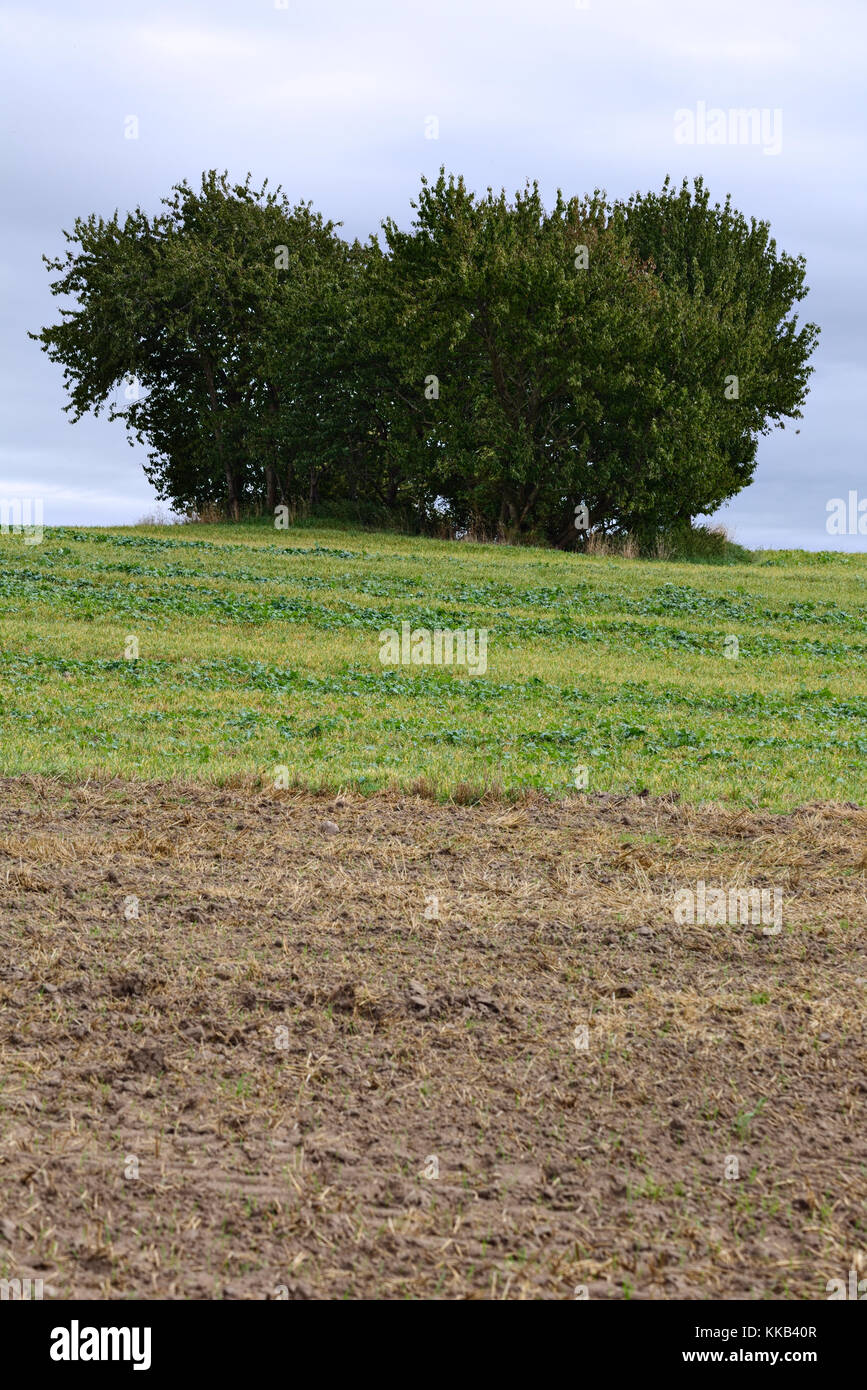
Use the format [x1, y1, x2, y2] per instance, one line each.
[612, 176, 819, 541]
[32, 170, 818, 546]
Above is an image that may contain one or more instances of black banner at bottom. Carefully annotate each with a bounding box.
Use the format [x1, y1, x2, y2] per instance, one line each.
[5, 1296, 862, 1377]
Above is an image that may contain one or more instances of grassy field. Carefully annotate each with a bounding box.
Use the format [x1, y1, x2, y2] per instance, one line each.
[1, 520, 866, 805]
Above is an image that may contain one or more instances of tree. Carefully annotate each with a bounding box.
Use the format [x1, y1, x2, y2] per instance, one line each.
[378, 170, 666, 542]
[31, 171, 350, 518]
[32, 169, 819, 543]
[610, 175, 820, 537]
[375, 170, 819, 544]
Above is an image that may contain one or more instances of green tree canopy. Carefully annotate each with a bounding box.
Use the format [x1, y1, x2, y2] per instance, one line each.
[32, 169, 819, 544]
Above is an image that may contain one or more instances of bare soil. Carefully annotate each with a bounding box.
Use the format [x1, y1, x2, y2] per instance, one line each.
[1, 779, 865, 1299]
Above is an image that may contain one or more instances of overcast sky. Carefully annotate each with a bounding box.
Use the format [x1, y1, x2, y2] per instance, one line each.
[1, 0, 864, 548]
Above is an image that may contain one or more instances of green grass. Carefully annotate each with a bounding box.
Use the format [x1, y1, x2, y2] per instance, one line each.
[1, 520, 866, 806]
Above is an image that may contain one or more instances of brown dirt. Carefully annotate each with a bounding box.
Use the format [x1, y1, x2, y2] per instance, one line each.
[0, 778, 865, 1300]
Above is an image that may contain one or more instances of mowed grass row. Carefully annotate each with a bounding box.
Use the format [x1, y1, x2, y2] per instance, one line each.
[1, 522, 866, 806]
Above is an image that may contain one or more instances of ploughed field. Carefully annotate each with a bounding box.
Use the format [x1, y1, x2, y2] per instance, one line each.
[0, 780, 864, 1299]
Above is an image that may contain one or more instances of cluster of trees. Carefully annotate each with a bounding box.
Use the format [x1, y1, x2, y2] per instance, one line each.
[32, 169, 818, 545]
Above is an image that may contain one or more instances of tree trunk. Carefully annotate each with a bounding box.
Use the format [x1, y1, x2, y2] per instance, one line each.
[265, 464, 278, 513]
[266, 390, 282, 512]
[201, 355, 239, 520]
[225, 465, 240, 522]
[516, 483, 540, 528]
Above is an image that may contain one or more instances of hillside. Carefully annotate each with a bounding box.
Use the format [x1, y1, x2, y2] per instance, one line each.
[0, 522, 865, 806]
